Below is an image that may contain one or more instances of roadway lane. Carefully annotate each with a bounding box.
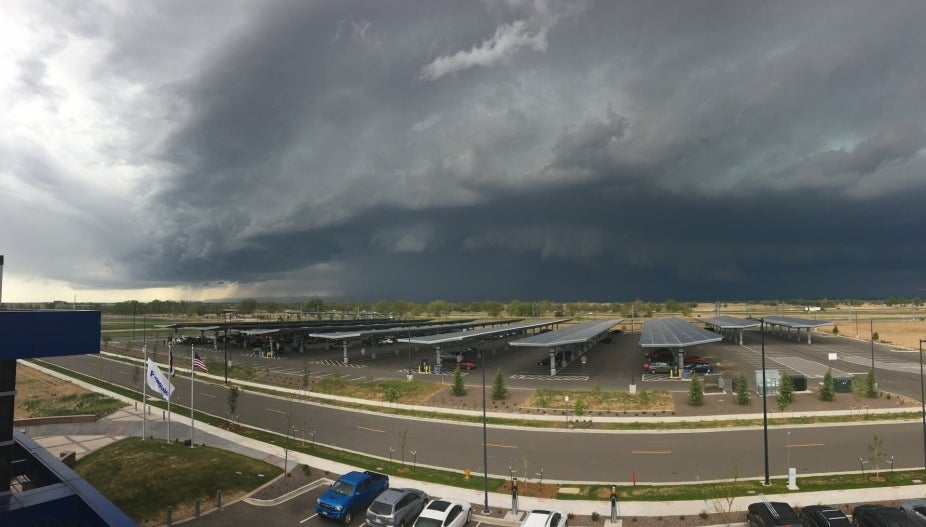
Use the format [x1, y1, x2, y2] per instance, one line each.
[40, 354, 926, 484]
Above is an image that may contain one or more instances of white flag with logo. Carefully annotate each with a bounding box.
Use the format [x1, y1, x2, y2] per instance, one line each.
[146, 358, 175, 400]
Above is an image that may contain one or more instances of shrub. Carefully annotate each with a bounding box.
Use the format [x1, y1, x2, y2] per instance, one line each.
[865, 369, 878, 398]
[820, 369, 835, 401]
[777, 373, 794, 410]
[735, 372, 751, 405]
[491, 368, 508, 400]
[688, 374, 704, 406]
[451, 366, 466, 396]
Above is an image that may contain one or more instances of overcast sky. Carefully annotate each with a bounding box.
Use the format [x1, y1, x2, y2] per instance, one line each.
[2, 0, 926, 304]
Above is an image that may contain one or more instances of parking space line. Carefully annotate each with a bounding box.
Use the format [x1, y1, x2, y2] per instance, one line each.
[299, 513, 318, 523]
[266, 408, 286, 414]
[632, 450, 671, 454]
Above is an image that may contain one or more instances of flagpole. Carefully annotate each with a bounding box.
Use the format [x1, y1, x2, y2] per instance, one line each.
[142, 345, 147, 441]
[167, 342, 172, 443]
[190, 344, 195, 447]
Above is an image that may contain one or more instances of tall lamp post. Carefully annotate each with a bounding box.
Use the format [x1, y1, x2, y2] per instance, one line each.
[482, 351, 490, 514]
[224, 312, 229, 384]
[919, 338, 926, 472]
[761, 318, 770, 485]
[871, 320, 875, 373]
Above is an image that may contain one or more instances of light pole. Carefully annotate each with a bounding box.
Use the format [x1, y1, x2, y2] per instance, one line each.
[761, 318, 770, 485]
[224, 312, 229, 384]
[871, 320, 875, 373]
[482, 351, 490, 514]
[920, 338, 926, 472]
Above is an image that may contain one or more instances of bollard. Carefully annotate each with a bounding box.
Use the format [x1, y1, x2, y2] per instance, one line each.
[511, 477, 518, 515]
[162, 410, 166, 421]
[195, 498, 200, 518]
[216, 489, 222, 510]
[166, 506, 172, 526]
[610, 485, 618, 523]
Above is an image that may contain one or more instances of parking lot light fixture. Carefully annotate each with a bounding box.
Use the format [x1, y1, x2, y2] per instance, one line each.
[920, 338, 926, 472]
[761, 318, 770, 486]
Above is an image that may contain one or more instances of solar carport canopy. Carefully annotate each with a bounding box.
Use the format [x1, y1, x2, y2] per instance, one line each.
[762, 316, 831, 328]
[400, 319, 570, 345]
[640, 317, 722, 348]
[509, 319, 622, 347]
[311, 320, 513, 341]
[700, 316, 761, 329]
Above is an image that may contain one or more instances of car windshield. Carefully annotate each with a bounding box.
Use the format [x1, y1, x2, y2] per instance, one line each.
[413, 519, 442, 527]
[330, 481, 354, 496]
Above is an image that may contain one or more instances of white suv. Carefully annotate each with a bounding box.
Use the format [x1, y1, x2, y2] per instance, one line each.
[521, 509, 568, 527]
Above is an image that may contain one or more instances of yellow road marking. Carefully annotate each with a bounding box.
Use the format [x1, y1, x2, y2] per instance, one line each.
[266, 408, 285, 414]
[357, 426, 385, 433]
[484, 443, 518, 449]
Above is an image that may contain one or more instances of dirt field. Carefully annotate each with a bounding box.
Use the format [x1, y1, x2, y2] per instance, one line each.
[14, 364, 91, 419]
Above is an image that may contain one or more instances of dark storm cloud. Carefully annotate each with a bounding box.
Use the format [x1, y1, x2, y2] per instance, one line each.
[4, 0, 926, 302]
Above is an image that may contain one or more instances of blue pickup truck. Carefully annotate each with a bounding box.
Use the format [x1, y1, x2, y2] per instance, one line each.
[316, 470, 390, 524]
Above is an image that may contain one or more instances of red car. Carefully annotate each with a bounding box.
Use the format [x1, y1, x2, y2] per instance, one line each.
[443, 359, 477, 370]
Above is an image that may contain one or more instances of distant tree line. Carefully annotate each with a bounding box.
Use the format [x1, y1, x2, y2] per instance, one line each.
[3, 297, 921, 319]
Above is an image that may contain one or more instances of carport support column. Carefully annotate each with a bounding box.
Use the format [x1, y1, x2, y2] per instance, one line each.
[435, 346, 442, 373]
[342, 340, 349, 364]
[807, 328, 812, 344]
[738, 329, 743, 345]
[548, 348, 556, 376]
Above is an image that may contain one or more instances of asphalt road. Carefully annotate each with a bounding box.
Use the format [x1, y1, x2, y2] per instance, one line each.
[43, 327, 926, 484]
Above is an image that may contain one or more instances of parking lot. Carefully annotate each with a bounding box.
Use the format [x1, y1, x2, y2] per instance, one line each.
[179, 324, 926, 400]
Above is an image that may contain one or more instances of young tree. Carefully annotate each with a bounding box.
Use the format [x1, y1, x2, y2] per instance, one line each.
[451, 366, 467, 396]
[867, 435, 888, 478]
[820, 369, 835, 401]
[777, 373, 794, 411]
[735, 372, 751, 405]
[492, 368, 508, 400]
[226, 385, 240, 422]
[573, 398, 586, 417]
[865, 369, 879, 398]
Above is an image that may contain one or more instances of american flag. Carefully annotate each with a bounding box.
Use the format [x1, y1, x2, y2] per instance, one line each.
[192, 352, 209, 373]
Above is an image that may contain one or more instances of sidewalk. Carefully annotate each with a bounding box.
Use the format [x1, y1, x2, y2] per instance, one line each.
[18, 359, 926, 519]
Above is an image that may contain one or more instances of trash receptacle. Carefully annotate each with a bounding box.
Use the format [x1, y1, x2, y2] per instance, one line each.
[789, 374, 807, 391]
[682, 369, 691, 379]
[834, 377, 853, 393]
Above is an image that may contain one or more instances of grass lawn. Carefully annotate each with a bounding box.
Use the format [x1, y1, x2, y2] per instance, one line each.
[75, 437, 282, 525]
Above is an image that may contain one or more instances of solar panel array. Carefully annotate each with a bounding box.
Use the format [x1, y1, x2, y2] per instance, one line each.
[401, 319, 571, 345]
[310, 320, 509, 340]
[699, 316, 761, 329]
[508, 319, 622, 347]
[639, 317, 723, 348]
[762, 316, 831, 328]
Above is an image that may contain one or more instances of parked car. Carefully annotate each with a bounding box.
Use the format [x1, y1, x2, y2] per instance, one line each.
[746, 501, 802, 527]
[854, 504, 916, 526]
[799, 505, 850, 527]
[643, 361, 672, 374]
[316, 470, 390, 524]
[684, 362, 714, 374]
[520, 509, 568, 527]
[366, 488, 428, 527]
[900, 499, 926, 525]
[412, 498, 471, 527]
